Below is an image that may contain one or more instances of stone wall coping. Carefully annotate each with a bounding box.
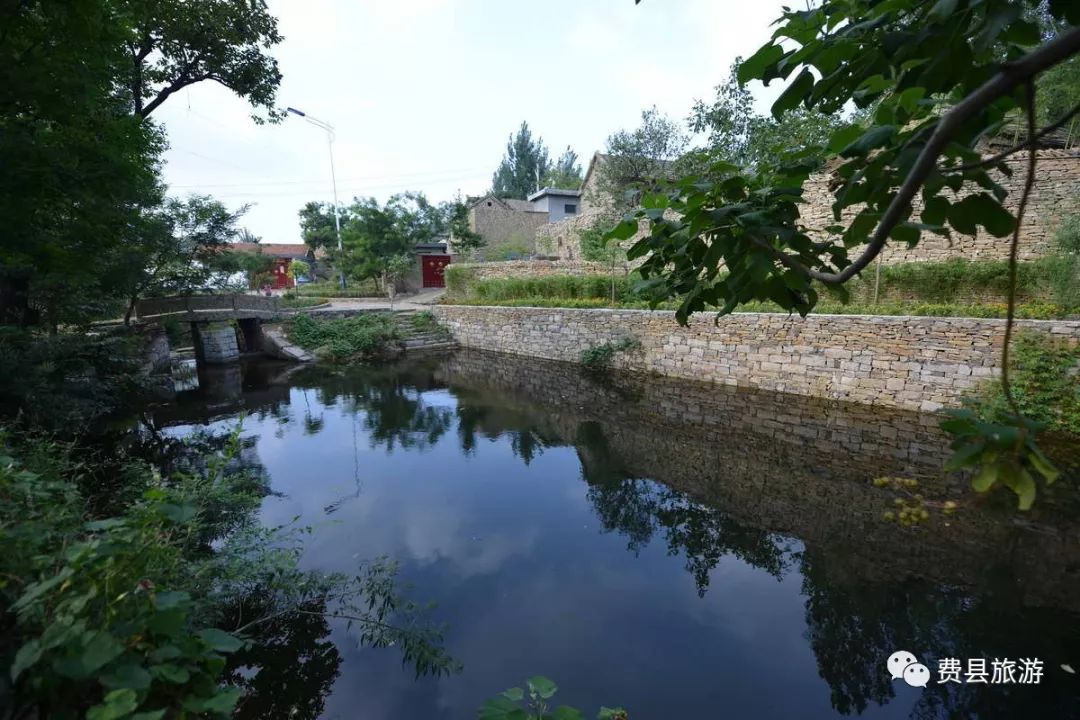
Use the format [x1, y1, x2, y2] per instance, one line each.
[438, 304, 1080, 328]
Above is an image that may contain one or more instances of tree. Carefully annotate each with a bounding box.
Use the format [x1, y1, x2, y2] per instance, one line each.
[615, 0, 1080, 508]
[337, 193, 442, 286]
[689, 59, 847, 169]
[114, 196, 246, 324]
[119, 0, 284, 121]
[288, 259, 311, 283]
[0, 0, 166, 329]
[593, 106, 688, 212]
[542, 146, 584, 189]
[491, 121, 550, 199]
[299, 201, 343, 253]
[442, 194, 484, 253]
[0, 0, 286, 329]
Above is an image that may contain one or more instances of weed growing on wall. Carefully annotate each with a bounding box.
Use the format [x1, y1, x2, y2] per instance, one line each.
[580, 337, 641, 370]
[968, 331, 1080, 436]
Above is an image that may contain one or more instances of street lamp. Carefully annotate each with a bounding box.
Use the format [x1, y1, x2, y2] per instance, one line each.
[287, 106, 346, 289]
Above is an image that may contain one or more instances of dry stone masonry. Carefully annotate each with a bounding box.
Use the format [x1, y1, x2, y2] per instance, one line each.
[533, 149, 1079, 267]
[433, 305, 1080, 412]
[192, 321, 239, 364]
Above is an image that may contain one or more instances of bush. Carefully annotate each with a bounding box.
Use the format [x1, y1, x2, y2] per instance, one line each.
[287, 313, 399, 361]
[580, 336, 641, 369]
[281, 295, 328, 309]
[0, 429, 458, 718]
[968, 332, 1080, 435]
[291, 279, 381, 298]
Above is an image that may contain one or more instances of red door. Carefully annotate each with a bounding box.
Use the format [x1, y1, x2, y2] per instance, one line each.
[421, 255, 451, 288]
[271, 259, 292, 289]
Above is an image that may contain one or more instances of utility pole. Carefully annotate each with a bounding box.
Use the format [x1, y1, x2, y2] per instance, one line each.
[287, 107, 346, 290]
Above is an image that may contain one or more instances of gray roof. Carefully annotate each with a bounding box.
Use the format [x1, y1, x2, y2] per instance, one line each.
[505, 198, 544, 213]
[527, 187, 582, 201]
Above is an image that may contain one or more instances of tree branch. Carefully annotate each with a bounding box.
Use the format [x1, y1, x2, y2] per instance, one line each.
[1000, 83, 1038, 416]
[138, 69, 209, 119]
[945, 101, 1080, 172]
[768, 25, 1080, 285]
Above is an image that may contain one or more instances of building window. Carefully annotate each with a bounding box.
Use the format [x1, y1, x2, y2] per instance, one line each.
[564, 203, 577, 214]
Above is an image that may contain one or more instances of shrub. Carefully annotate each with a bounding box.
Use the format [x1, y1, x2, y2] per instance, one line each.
[281, 295, 328, 309]
[1047, 215, 1080, 311]
[0, 429, 458, 718]
[443, 265, 477, 298]
[580, 336, 641, 370]
[968, 332, 1080, 435]
[292, 279, 381, 298]
[287, 313, 399, 361]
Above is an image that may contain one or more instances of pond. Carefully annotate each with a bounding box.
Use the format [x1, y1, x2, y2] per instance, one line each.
[149, 351, 1080, 719]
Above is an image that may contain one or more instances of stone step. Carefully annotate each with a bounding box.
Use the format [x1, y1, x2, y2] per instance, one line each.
[403, 342, 457, 353]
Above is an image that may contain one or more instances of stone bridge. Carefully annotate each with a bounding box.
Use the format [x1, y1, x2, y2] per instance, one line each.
[135, 294, 284, 367]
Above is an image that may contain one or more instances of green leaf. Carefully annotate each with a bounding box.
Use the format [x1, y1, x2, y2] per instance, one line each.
[199, 688, 241, 714]
[101, 664, 153, 691]
[527, 675, 558, 700]
[159, 503, 197, 523]
[501, 687, 524, 702]
[151, 663, 190, 684]
[130, 712, 167, 720]
[147, 607, 186, 638]
[11, 639, 42, 681]
[841, 125, 896, 157]
[87, 689, 138, 720]
[197, 628, 244, 653]
[771, 68, 815, 118]
[827, 125, 864, 154]
[81, 632, 125, 674]
[479, 697, 529, 720]
[605, 219, 638, 242]
[597, 709, 628, 720]
[945, 441, 986, 471]
[738, 43, 785, 83]
[949, 194, 1015, 237]
[553, 707, 584, 720]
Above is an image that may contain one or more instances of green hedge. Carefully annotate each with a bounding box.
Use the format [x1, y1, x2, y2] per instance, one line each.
[442, 256, 1079, 317]
[442, 296, 1070, 319]
[291, 279, 381, 298]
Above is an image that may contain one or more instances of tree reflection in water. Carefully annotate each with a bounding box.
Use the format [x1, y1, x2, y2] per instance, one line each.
[151, 354, 1080, 719]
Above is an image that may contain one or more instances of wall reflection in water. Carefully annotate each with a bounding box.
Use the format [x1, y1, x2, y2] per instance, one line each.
[151, 350, 1080, 720]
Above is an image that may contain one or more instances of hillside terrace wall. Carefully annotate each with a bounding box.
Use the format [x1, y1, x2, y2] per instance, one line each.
[537, 149, 1080, 265]
[432, 305, 1080, 412]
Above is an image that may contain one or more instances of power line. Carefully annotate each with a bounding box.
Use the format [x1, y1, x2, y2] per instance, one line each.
[166, 165, 490, 189]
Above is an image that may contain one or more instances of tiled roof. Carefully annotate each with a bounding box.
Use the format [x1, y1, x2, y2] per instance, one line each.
[229, 242, 312, 259]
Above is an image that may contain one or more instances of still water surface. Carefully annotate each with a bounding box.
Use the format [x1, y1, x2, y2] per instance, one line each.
[153, 351, 1080, 719]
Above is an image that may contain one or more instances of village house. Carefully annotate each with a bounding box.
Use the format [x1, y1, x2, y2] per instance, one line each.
[462, 186, 582, 260]
[230, 242, 321, 289]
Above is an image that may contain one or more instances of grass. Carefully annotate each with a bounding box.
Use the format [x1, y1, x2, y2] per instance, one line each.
[291, 278, 382, 298]
[286, 313, 399, 361]
[280, 295, 328, 309]
[968, 331, 1080, 435]
[440, 255, 1079, 320]
[441, 295, 1071, 320]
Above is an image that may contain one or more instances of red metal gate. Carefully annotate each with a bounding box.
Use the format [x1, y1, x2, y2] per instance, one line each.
[421, 255, 451, 288]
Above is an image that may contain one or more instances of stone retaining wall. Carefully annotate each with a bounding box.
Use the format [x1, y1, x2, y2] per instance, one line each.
[433, 305, 1080, 411]
[538, 150, 1080, 266]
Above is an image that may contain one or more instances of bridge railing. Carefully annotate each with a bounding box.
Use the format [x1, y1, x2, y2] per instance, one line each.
[135, 294, 281, 320]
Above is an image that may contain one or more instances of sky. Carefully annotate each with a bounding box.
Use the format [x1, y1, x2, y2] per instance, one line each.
[157, 0, 790, 244]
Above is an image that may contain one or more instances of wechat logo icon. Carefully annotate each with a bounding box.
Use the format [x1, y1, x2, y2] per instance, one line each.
[888, 650, 931, 688]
